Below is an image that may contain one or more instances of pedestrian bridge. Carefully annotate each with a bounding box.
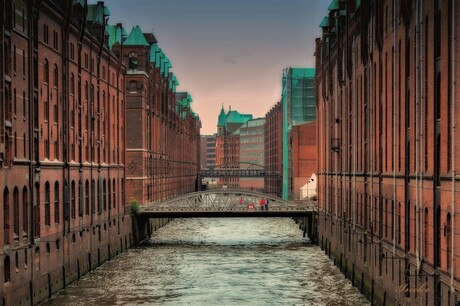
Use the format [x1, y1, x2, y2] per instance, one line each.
[138, 189, 317, 218]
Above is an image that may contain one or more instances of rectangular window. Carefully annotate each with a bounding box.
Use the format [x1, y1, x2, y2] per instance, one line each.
[22, 49, 25, 76]
[70, 43, 75, 60]
[43, 24, 49, 44]
[53, 31, 58, 50]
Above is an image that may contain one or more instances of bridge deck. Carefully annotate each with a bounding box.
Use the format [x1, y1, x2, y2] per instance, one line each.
[138, 208, 314, 218]
[137, 189, 317, 218]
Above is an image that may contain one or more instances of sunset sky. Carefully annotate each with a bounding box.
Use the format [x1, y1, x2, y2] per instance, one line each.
[104, 0, 330, 134]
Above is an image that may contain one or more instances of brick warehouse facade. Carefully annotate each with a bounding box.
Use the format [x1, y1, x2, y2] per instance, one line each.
[0, 1, 132, 305]
[316, 0, 460, 305]
[0, 1, 200, 305]
[291, 121, 317, 200]
[114, 28, 201, 205]
[264, 102, 282, 197]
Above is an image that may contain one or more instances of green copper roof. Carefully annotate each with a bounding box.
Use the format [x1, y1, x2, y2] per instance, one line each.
[123, 26, 149, 47]
[150, 43, 159, 63]
[217, 106, 252, 128]
[169, 74, 179, 92]
[328, 0, 339, 10]
[161, 56, 171, 77]
[155, 48, 164, 68]
[320, 16, 330, 28]
[217, 105, 227, 127]
[106, 24, 125, 49]
[87, 2, 109, 25]
[72, 0, 85, 7]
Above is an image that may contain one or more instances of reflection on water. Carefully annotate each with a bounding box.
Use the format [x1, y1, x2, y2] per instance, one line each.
[42, 218, 370, 306]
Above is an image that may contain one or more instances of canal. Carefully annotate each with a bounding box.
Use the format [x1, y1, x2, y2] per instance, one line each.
[42, 218, 370, 305]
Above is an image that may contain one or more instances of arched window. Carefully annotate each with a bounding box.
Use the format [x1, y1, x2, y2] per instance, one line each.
[103, 179, 106, 211]
[84, 81, 88, 101]
[92, 179, 97, 214]
[53, 64, 58, 88]
[54, 182, 59, 224]
[4, 187, 10, 244]
[78, 180, 83, 217]
[14, 88, 17, 115]
[23, 132, 26, 158]
[44, 182, 50, 226]
[13, 187, 19, 240]
[34, 183, 40, 238]
[446, 213, 452, 269]
[108, 180, 111, 211]
[424, 208, 429, 258]
[112, 179, 116, 209]
[43, 59, 49, 83]
[71, 181, 76, 219]
[34, 246, 40, 270]
[121, 179, 124, 214]
[85, 180, 89, 215]
[22, 186, 28, 235]
[4, 256, 10, 283]
[70, 73, 75, 95]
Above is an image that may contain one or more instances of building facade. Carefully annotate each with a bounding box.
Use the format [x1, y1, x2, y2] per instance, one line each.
[200, 134, 216, 170]
[282, 68, 316, 199]
[215, 105, 252, 188]
[0, 1, 201, 305]
[117, 27, 201, 205]
[239, 118, 265, 191]
[316, 0, 460, 305]
[1, 1, 130, 305]
[291, 121, 317, 199]
[264, 102, 283, 197]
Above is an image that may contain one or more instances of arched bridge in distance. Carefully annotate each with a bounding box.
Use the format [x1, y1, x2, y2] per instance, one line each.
[199, 162, 281, 178]
[138, 189, 316, 218]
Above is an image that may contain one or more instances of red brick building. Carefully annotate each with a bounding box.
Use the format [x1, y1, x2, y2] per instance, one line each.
[316, 1, 460, 305]
[291, 122, 317, 199]
[215, 105, 252, 188]
[0, 1, 201, 305]
[264, 102, 282, 197]
[116, 27, 201, 205]
[0, 1, 131, 305]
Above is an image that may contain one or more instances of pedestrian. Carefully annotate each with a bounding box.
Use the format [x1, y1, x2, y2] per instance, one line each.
[265, 199, 269, 211]
[259, 198, 265, 211]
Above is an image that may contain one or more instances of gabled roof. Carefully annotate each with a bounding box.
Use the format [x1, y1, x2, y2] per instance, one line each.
[123, 25, 150, 47]
[72, 0, 85, 8]
[328, 0, 339, 11]
[106, 24, 126, 49]
[217, 105, 227, 127]
[143, 33, 158, 45]
[217, 105, 252, 128]
[87, 2, 109, 25]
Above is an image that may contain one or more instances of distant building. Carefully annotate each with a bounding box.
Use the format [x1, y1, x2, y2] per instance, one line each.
[200, 134, 216, 170]
[265, 102, 283, 197]
[291, 121, 317, 199]
[215, 105, 252, 187]
[281, 68, 316, 199]
[239, 118, 265, 191]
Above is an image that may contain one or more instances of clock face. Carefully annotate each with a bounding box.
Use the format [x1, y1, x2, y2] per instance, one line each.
[129, 52, 138, 69]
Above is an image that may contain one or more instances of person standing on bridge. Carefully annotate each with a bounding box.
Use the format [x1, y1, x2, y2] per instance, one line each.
[265, 199, 269, 211]
[259, 198, 265, 211]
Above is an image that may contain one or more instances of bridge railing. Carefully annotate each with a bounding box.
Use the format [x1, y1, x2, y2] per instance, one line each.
[140, 189, 317, 213]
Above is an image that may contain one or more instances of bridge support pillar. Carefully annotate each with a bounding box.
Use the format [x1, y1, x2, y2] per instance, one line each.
[133, 216, 149, 244]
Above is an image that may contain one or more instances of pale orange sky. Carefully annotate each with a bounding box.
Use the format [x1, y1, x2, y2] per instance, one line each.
[105, 0, 330, 134]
